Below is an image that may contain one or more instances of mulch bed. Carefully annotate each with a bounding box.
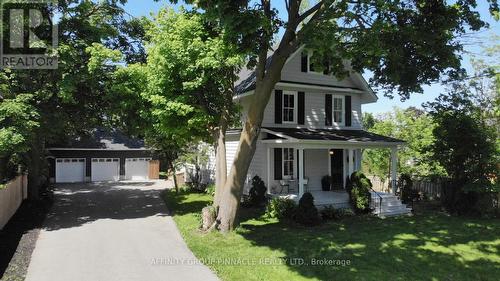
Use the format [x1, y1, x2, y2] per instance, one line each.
[0, 191, 53, 281]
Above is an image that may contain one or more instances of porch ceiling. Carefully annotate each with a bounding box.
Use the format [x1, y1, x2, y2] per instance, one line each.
[262, 127, 405, 145]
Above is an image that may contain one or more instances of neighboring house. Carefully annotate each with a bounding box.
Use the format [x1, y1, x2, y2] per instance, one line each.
[47, 128, 160, 183]
[208, 48, 411, 216]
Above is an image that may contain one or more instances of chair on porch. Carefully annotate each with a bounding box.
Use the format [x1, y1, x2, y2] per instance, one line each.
[303, 177, 309, 192]
[279, 180, 290, 194]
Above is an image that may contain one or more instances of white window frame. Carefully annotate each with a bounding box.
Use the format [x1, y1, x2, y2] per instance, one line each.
[282, 148, 294, 179]
[332, 95, 345, 126]
[282, 91, 298, 124]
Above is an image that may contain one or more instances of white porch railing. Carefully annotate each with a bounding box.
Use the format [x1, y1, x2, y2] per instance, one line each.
[0, 174, 28, 230]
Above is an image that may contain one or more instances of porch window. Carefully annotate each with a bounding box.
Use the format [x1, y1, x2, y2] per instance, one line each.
[333, 96, 344, 124]
[282, 91, 297, 123]
[283, 148, 294, 178]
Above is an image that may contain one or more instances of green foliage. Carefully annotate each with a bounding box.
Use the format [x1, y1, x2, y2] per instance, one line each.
[205, 184, 216, 197]
[320, 206, 355, 221]
[425, 63, 499, 216]
[138, 9, 243, 148]
[265, 197, 296, 220]
[0, 94, 39, 181]
[192, 0, 497, 98]
[399, 174, 418, 204]
[293, 192, 321, 226]
[363, 107, 446, 179]
[348, 172, 372, 213]
[0, 94, 39, 157]
[248, 176, 267, 207]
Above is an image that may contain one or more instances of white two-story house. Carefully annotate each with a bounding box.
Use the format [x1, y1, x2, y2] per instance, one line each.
[208, 48, 411, 216]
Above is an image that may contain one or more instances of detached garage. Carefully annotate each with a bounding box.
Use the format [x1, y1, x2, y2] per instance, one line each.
[47, 129, 159, 183]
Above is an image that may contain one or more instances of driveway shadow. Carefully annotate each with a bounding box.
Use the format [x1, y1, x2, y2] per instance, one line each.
[43, 182, 168, 231]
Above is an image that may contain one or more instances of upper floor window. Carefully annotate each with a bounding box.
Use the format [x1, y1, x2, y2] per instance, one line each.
[302, 51, 329, 74]
[282, 91, 297, 123]
[283, 148, 294, 178]
[333, 96, 344, 124]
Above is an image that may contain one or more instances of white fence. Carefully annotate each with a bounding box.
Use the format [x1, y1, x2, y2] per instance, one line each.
[0, 174, 28, 230]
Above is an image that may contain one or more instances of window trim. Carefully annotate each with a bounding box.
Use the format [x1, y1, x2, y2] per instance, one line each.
[282, 91, 298, 124]
[282, 148, 294, 179]
[332, 95, 345, 126]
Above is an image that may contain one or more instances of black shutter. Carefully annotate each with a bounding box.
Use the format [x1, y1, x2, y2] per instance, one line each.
[296, 150, 299, 179]
[274, 148, 282, 180]
[301, 52, 308, 72]
[325, 94, 332, 126]
[298, 91, 305, 125]
[275, 90, 283, 124]
[345, 95, 352, 127]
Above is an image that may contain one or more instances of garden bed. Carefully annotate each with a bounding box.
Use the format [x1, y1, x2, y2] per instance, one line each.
[0, 192, 52, 281]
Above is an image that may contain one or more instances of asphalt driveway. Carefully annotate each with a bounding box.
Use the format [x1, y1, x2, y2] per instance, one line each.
[25, 181, 219, 281]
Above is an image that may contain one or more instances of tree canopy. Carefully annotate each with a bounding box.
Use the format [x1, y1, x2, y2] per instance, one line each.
[362, 107, 446, 180]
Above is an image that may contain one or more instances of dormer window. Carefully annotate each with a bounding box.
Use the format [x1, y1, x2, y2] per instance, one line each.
[301, 51, 330, 74]
[282, 91, 297, 123]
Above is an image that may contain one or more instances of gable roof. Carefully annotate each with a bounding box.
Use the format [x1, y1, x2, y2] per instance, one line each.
[234, 48, 378, 103]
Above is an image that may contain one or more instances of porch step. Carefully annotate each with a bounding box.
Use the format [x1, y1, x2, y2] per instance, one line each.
[370, 192, 412, 217]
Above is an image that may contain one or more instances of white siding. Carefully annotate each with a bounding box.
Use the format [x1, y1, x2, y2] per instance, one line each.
[225, 140, 239, 174]
[257, 90, 363, 130]
[281, 51, 358, 88]
[304, 149, 329, 191]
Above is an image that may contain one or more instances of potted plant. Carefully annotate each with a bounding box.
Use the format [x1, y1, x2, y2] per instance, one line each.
[321, 175, 331, 191]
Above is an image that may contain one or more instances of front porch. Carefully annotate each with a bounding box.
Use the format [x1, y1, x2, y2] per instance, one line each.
[270, 190, 351, 209]
[260, 127, 405, 210]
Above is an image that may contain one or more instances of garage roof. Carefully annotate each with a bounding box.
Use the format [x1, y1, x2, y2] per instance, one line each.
[48, 128, 148, 150]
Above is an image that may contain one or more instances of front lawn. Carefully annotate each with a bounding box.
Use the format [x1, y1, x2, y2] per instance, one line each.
[163, 190, 500, 281]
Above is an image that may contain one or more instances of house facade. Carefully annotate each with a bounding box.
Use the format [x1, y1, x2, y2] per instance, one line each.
[209, 48, 410, 215]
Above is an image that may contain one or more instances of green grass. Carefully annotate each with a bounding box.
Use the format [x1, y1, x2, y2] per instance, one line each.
[163, 190, 500, 281]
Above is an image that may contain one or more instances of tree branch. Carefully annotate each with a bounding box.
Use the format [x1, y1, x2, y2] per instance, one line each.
[298, 0, 325, 23]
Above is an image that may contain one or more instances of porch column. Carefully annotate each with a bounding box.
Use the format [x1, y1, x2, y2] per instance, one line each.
[390, 147, 398, 194]
[348, 149, 354, 177]
[266, 147, 271, 194]
[298, 148, 304, 198]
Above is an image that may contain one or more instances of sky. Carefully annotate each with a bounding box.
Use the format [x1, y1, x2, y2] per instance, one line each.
[122, 0, 499, 115]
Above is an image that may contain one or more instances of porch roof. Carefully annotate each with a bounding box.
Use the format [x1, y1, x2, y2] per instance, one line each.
[262, 127, 404, 144]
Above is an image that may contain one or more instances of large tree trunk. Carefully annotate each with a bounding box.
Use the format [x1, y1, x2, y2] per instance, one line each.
[216, 69, 288, 231]
[27, 137, 44, 200]
[214, 123, 227, 208]
[170, 161, 179, 193]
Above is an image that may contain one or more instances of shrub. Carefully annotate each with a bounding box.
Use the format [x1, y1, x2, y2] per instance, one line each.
[348, 172, 372, 213]
[205, 184, 216, 197]
[399, 174, 417, 204]
[248, 176, 267, 206]
[293, 192, 321, 226]
[443, 179, 500, 217]
[265, 197, 296, 220]
[320, 206, 356, 221]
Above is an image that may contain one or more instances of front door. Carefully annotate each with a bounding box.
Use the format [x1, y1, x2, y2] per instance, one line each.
[330, 149, 344, 190]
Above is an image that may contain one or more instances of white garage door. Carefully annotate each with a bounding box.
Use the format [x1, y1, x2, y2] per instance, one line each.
[91, 158, 120, 182]
[125, 158, 151, 180]
[56, 158, 86, 183]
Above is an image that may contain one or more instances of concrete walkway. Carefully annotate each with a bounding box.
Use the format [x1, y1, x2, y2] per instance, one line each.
[25, 182, 219, 281]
